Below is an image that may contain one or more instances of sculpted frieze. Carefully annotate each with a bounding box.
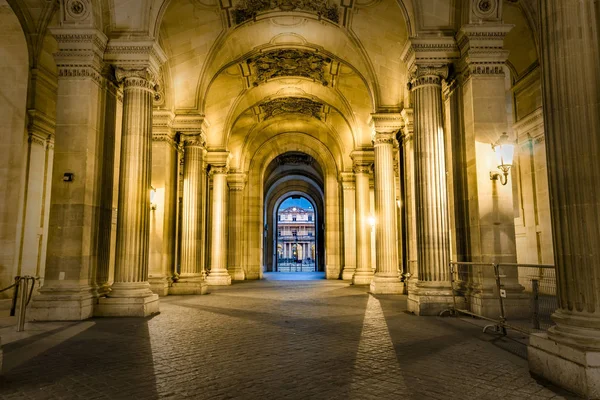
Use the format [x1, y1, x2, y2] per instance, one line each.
[248, 49, 331, 86]
[260, 97, 323, 120]
[232, 0, 339, 24]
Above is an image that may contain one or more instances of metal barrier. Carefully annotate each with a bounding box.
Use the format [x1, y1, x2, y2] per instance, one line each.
[1, 275, 38, 332]
[441, 262, 556, 336]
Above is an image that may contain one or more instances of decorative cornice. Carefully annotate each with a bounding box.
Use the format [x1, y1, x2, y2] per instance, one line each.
[206, 150, 230, 171]
[514, 107, 545, 143]
[51, 28, 108, 84]
[172, 114, 208, 134]
[370, 113, 403, 134]
[350, 150, 374, 174]
[227, 173, 247, 191]
[27, 109, 56, 138]
[401, 37, 459, 72]
[231, 0, 339, 25]
[28, 131, 47, 147]
[456, 24, 513, 82]
[339, 172, 355, 189]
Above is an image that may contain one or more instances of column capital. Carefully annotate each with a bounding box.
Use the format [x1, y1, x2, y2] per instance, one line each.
[182, 133, 207, 148]
[401, 36, 459, 72]
[152, 110, 178, 148]
[400, 108, 414, 143]
[27, 109, 56, 141]
[51, 27, 108, 83]
[207, 150, 230, 175]
[350, 150, 374, 174]
[104, 38, 167, 86]
[408, 65, 449, 90]
[227, 173, 247, 191]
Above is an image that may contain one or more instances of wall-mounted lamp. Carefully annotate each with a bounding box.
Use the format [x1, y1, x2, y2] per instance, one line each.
[490, 132, 515, 186]
[63, 172, 74, 182]
[368, 215, 376, 228]
[150, 186, 157, 211]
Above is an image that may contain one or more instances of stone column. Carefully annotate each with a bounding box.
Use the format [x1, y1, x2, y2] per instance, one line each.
[206, 152, 232, 286]
[400, 109, 418, 291]
[148, 111, 178, 296]
[351, 151, 374, 285]
[528, 1, 600, 397]
[405, 66, 454, 314]
[30, 29, 110, 321]
[370, 114, 403, 294]
[170, 133, 209, 294]
[227, 173, 246, 281]
[340, 172, 356, 280]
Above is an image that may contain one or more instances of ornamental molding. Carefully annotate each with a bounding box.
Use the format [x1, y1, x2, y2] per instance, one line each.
[206, 150, 230, 169]
[227, 173, 247, 191]
[62, 0, 92, 23]
[181, 133, 207, 148]
[27, 110, 56, 139]
[400, 37, 459, 71]
[248, 49, 331, 87]
[260, 97, 323, 121]
[400, 108, 414, 135]
[104, 40, 167, 80]
[152, 133, 179, 149]
[231, 0, 339, 25]
[209, 165, 230, 176]
[409, 65, 449, 89]
[172, 114, 209, 134]
[514, 107, 545, 140]
[373, 132, 397, 146]
[470, 0, 502, 23]
[153, 110, 175, 129]
[57, 66, 103, 83]
[28, 131, 47, 147]
[339, 172, 355, 187]
[276, 153, 315, 166]
[350, 150, 374, 173]
[370, 113, 404, 134]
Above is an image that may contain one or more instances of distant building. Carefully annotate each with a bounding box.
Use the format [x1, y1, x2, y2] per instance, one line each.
[277, 206, 316, 271]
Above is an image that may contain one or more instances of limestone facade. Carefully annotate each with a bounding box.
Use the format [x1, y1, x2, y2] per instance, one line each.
[0, 0, 598, 396]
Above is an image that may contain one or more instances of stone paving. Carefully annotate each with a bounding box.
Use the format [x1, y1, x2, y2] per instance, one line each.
[0, 277, 579, 399]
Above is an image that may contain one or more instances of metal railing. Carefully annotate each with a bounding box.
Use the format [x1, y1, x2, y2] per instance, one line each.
[441, 262, 556, 336]
[1, 275, 38, 332]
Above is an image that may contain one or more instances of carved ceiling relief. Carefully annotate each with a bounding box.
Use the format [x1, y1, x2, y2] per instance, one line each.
[247, 49, 332, 87]
[231, 0, 339, 25]
[259, 97, 324, 121]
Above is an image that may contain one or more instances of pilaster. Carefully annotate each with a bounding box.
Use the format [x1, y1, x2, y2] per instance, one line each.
[400, 109, 418, 292]
[227, 173, 247, 281]
[30, 28, 109, 321]
[340, 172, 356, 281]
[148, 111, 178, 296]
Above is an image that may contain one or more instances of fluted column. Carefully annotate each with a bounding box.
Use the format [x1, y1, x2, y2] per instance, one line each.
[405, 66, 453, 314]
[351, 151, 374, 285]
[206, 154, 232, 286]
[228, 173, 247, 281]
[340, 173, 356, 280]
[170, 133, 209, 294]
[528, 1, 600, 397]
[370, 114, 403, 294]
[96, 68, 160, 316]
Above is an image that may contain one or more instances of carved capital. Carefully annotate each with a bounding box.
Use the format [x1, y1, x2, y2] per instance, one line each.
[373, 132, 397, 146]
[209, 165, 229, 176]
[409, 65, 449, 90]
[104, 39, 167, 85]
[115, 67, 158, 91]
[182, 133, 206, 148]
[339, 172, 356, 190]
[370, 113, 403, 134]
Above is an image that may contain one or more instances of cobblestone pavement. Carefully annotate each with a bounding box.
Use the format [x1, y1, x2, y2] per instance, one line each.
[0, 278, 579, 400]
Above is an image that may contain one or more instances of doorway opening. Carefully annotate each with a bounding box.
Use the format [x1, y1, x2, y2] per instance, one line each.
[275, 196, 317, 273]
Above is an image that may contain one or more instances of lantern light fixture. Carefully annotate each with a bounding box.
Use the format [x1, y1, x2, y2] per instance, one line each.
[490, 132, 515, 186]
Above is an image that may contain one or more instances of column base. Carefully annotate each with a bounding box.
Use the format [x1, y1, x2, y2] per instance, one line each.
[369, 274, 404, 294]
[169, 279, 209, 295]
[148, 276, 170, 296]
[326, 265, 341, 280]
[228, 267, 245, 281]
[341, 267, 356, 281]
[95, 294, 159, 317]
[529, 332, 600, 399]
[206, 270, 232, 286]
[29, 284, 95, 321]
[352, 270, 374, 285]
[407, 281, 456, 315]
[467, 284, 529, 319]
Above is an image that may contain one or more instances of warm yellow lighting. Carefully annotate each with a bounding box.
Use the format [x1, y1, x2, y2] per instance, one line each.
[150, 186, 157, 211]
[368, 216, 376, 228]
[490, 132, 515, 186]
